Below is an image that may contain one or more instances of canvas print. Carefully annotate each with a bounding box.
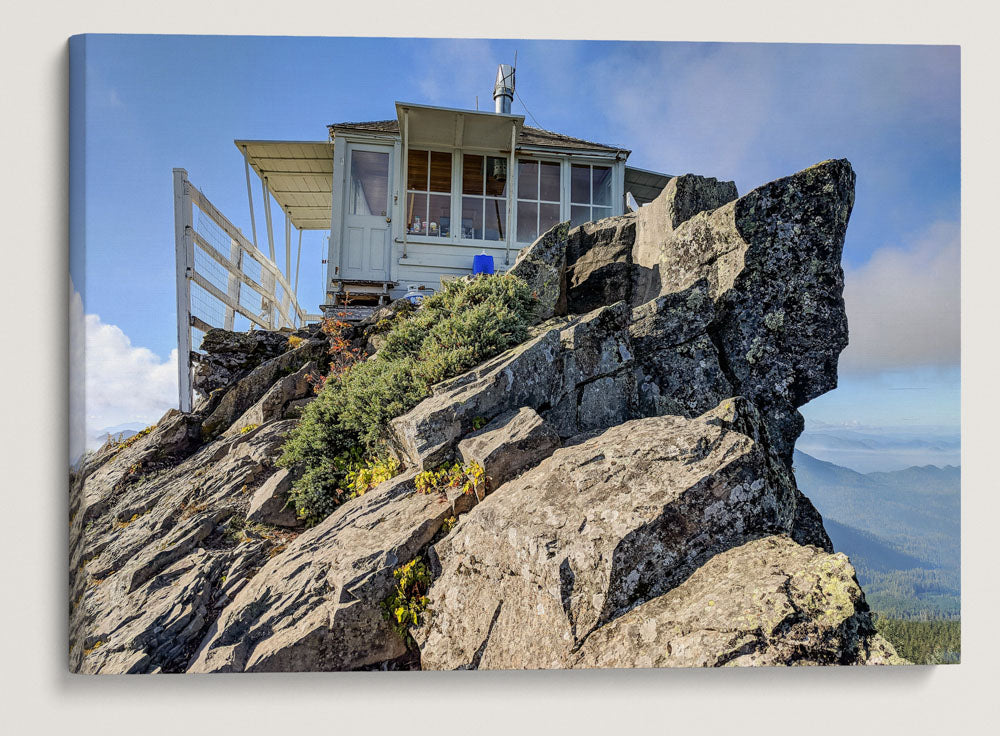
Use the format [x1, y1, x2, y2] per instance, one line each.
[68, 36, 960, 672]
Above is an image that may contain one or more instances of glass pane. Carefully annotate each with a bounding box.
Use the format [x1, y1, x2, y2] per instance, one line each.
[428, 194, 450, 236]
[592, 206, 612, 222]
[429, 151, 452, 193]
[407, 149, 428, 192]
[486, 157, 508, 197]
[461, 196, 484, 239]
[518, 160, 538, 199]
[484, 198, 506, 241]
[348, 150, 390, 216]
[593, 167, 612, 206]
[406, 192, 428, 234]
[462, 154, 484, 195]
[570, 204, 590, 227]
[517, 200, 538, 242]
[539, 202, 560, 234]
[571, 164, 590, 204]
[539, 161, 561, 202]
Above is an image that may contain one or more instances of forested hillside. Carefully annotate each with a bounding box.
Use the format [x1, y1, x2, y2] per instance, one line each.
[874, 618, 961, 664]
[793, 451, 960, 620]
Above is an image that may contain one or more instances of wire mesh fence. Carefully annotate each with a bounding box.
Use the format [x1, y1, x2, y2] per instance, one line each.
[174, 169, 309, 410]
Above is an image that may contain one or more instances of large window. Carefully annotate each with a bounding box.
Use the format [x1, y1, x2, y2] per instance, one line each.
[406, 149, 451, 237]
[570, 164, 613, 227]
[516, 159, 562, 243]
[461, 154, 508, 241]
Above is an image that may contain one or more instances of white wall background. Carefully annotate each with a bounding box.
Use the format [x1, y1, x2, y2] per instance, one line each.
[2, 2, 996, 734]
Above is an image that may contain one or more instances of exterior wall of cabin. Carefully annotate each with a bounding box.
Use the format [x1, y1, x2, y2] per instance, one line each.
[327, 131, 626, 302]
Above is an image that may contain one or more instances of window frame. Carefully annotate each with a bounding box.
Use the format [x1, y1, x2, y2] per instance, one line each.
[400, 148, 623, 249]
[459, 153, 510, 243]
[514, 157, 563, 246]
[569, 162, 615, 229]
[404, 147, 454, 239]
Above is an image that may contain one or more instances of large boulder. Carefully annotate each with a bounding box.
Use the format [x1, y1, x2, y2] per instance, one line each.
[225, 360, 318, 435]
[187, 472, 452, 673]
[201, 338, 327, 439]
[564, 214, 637, 314]
[193, 328, 293, 396]
[631, 174, 739, 304]
[571, 536, 905, 668]
[508, 222, 570, 321]
[416, 398, 803, 670]
[388, 301, 632, 468]
[457, 407, 561, 493]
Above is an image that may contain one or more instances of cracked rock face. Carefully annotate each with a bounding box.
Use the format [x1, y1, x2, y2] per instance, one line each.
[71, 159, 897, 673]
[187, 472, 453, 673]
[571, 536, 904, 668]
[415, 399, 803, 669]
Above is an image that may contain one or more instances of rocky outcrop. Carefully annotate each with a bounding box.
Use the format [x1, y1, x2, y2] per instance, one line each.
[70, 420, 300, 673]
[464, 160, 852, 463]
[457, 407, 561, 493]
[200, 338, 327, 439]
[509, 222, 569, 321]
[193, 328, 295, 396]
[416, 399, 802, 669]
[571, 536, 904, 668]
[187, 472, 451, 673]
[71, 159, 898, 674]
[246, 468, 301, 528]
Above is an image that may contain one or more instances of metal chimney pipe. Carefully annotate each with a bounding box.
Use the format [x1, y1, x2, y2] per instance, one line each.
[493, 64, 515, 114]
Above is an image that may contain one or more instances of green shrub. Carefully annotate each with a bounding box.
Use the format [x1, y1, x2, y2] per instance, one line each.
[280, 274, 535, 523]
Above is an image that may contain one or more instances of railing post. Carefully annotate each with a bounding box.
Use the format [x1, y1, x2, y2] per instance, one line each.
[261, 267, 276, 330]
[225, 236, 241, 330]
[173, 168, 194, 413]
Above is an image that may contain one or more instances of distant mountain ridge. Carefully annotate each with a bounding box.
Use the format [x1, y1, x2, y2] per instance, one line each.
[793, 450, 960, 619]
[797, 425, 959, 473]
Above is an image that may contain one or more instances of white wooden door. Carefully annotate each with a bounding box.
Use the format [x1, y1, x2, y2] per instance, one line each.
[341, 143, 393, 282]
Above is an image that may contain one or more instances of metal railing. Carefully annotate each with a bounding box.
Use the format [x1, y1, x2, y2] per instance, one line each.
[173, 168, 313, 411]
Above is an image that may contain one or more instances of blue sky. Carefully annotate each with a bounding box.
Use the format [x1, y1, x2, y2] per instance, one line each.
[70, 35, 960, 446]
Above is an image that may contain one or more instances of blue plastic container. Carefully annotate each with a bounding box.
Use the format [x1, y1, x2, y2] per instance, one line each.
[472, 252, 495, 275]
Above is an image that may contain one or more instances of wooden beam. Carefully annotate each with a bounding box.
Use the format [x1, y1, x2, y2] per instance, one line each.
[173, 168, 194, 413]
[190, 270, 270, 330]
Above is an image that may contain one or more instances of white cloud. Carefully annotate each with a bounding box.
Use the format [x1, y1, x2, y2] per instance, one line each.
[83, 311, 178, 442]
[839, 220, 959, 373]
[411, 39, 500, 108]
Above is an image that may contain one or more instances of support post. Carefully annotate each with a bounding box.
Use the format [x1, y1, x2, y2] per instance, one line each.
[284, 210, 291, 283]
[505, 121, 516, 265]
[172, 168, 194, 412]
[242, 145, 258, 248]
[225, 236, 241, 330]
[261, 176, 276, 261]
[401, 108, 409, 259]
[294, 227, 303, 298]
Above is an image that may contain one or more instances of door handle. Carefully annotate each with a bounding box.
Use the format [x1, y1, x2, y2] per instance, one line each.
[385, 216, 392, 223]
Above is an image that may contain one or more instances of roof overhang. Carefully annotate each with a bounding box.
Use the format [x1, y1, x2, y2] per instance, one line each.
[395, 102, 524, 152]
[235, 140, 334, 230]
[625, 165, 675, 206]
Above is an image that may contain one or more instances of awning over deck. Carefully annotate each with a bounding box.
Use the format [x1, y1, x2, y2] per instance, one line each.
[235, 140, 334, 230]
[625, 165, 675, 205]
